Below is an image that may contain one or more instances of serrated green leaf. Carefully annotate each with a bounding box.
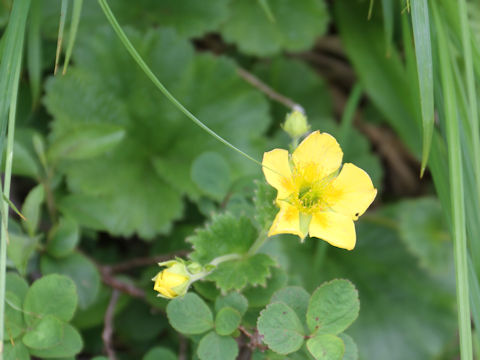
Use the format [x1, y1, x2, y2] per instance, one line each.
[215, 292, 248, 315]
[143, 347, 177, 360]
[257, 302, 305, 355]
[27, 322, 83, 358]
[44, 27, 269, 238]
[191, 151, 231, 201]
[254, 181, 277, 229]
[21, 184, 44, 236]
[270, 286, 310, 326]
[4, 342, 31, 360]
[306, 334, 344, 360]
[215, 307, 241, 336]
[197, 331, 238, 360]
[396, 197, 452, 275]
[222, 0, 329, 56]
[23, 315, 64, 349]
[207, 253, 276, 292]
[167, 293, 214, 335]
[23, 274, 78, 326]
[306, 279, 359, 335]
[339, 333, 358, 360]
[40, 252, 100, 310]
[6, 232, 39, 276]
[46, 216, 80, 258]
[146, 0, 231, 38]
[189, 214, 259, 264]
[5, 291, 25, 340]
[47, 123, 125, 161]
[243, 266, 287, 308]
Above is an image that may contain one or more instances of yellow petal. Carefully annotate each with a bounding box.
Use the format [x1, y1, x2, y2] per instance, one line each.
[292, 131, 342, 177]
[155, 286, 176, 299]
[161, 270, 189, 288]
[327, 163, 377, 220]
[262, 149, 294, 199]
[268, 203, 305, 239]
[309, 211, 356, 250]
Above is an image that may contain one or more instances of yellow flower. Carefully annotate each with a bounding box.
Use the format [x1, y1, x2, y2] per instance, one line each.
[153, 261, 190, 299]
[262, 131, 377, 250]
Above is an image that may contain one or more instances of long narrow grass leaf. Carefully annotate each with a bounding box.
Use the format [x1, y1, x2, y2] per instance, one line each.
[433, 3, 473, 359]
[54, 0, 68, 75]
[0, 0, 31, 352]
[97, 0, 263, 168]
[411, 0, 434, 177]
[458, 0, 480, 229]
[381, 0, 394, 56]
[27, 0, 42, 107]
[339, 83, 362, 150]
[63, 0, 83, 74]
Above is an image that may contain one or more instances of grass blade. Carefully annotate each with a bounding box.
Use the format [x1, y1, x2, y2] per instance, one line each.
[97, 0, 263, 168]
[62, 0, 83, 75]
[411, 0, 434, 177]
[0, 0, 31, 352]
[54, 0, 68, 75]
[433, 3, 473, 359]
[381, 0, 394, 56]
[27, 0, 42, 107]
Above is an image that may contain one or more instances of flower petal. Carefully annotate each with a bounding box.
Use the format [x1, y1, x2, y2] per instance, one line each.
[292, 131, 343, 177]
[327, 163, 377, 220]
[262, 149, 294, 199]
[268, 203, 305, 238]
[309, 211, 356, 250]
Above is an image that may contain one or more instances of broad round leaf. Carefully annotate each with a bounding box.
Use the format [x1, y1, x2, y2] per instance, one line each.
[23, 315, 64, 350]
[257, 302, 305, 355]
[197, 331, 238, 360]
[40, 253, 100, 309]
[215, 292, 248, 315]
[306, 334, 345, 360]
[23, 274, 78, 326]
[143, 346, 177, 360]
[271, 286, 310, 324]
[28, 323, 83, 358]
[215, 307, 241, 336]
[167, 293, 214, 335]
[4, 342, 30, 360]
[4, 292, 25, 340]
[306, 279, 359, 335]
[339, 333, 358, 360]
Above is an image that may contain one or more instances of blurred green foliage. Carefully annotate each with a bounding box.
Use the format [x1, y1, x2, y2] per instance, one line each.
[1, 0, 467, 359]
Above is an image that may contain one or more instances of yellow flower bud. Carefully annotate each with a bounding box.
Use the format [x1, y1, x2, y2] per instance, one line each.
[282, 110, 310, 139]
[153, 261, 190, 299]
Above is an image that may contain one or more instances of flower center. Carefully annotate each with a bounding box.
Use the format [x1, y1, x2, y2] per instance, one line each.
[290, 161, 333, 214]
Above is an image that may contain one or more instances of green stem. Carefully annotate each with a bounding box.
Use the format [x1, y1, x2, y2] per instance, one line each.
[248, 228, 269, 255]
[209, 253, 242, 266]
[97, 0, 262, 168]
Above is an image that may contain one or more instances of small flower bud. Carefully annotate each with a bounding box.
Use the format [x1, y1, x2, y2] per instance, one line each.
[153, 260, 191, 299]
[282, 110, 310, 139]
